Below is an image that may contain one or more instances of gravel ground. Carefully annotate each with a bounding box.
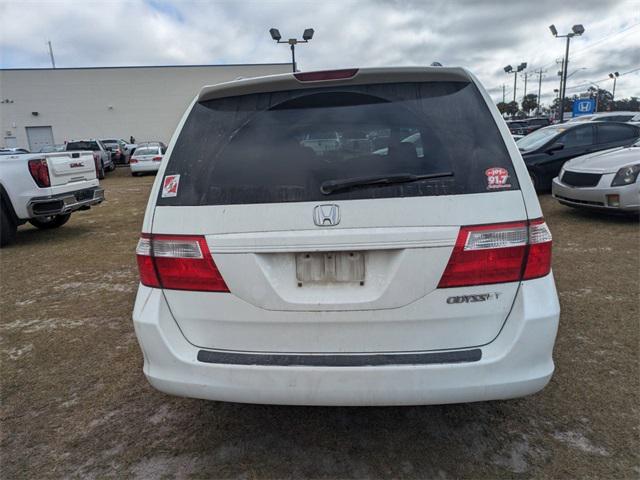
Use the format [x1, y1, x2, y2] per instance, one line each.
[1, 168, 638, 479]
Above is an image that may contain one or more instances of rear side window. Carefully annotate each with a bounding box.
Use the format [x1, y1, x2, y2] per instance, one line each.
[596, 124, 639, 143]
[560, 126, 594, 147]
[159, 82, 518, 206]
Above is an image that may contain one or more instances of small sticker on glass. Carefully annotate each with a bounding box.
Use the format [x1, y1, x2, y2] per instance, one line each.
[162, 174, 180, 197]
[485, 167, 511, 189]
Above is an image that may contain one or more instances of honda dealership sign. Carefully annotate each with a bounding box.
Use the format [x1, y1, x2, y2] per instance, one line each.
[572, 98, 596, 117]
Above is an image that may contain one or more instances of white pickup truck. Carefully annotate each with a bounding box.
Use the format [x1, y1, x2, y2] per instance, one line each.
[0, 151, 104, 246]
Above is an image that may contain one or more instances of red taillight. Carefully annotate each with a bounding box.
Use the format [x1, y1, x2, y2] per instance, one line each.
[522, 219, 553, 280]
[130, 158, 138, 163]
[28, 158, 50, 187]
[294, 68, 359, 82]
[136, 234, 229, 292]
[152, 156, 162, 161]
[438, 219, 552, 288]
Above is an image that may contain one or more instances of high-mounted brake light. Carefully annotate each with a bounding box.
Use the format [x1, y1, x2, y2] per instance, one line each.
[438, 219, 552, 288]
[136, 234, 229, 292]
[28, 158, 50, 188]
[294, 68, 359, 82]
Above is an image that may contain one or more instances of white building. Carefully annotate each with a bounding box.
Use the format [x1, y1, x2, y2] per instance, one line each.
[0, 63, 290, 151]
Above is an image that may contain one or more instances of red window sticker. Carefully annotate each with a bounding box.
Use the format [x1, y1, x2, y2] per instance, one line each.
[162, 174, 180, 197]
[485, 167, 511, 189]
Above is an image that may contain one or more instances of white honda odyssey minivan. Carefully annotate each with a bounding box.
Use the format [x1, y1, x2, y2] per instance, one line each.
[133, 67, 560, 406]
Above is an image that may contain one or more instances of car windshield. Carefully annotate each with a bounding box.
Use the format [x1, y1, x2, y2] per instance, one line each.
[516, 126, 564, 152]
[66, 141, 98, 151]
[135, 148, 158, 156]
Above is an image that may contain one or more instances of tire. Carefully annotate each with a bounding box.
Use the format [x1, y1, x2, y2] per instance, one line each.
[107, 161, 116, 172]
[0, 200, 18, 247]
[28, 213, 71, 230]
[98, 161, 105, 180]
[131, 172, 139, 177]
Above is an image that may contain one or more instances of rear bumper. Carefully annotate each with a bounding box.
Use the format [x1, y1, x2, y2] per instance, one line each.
[130, 162, 160, 173]
[552, 175, 640, 212]
[132, 275, 560, 406]
[27, 186, 104, 217]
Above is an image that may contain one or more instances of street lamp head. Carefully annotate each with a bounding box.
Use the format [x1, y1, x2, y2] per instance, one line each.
[614, 71, 619, 77]
[549, 24, 558, 36]
[572, 24, 585, 35]
[302, 28, 314, 41]
[609, 73, 614, 79]
[269, 28, 281, 41]
[504, 65, 513, 73]
[517, 62, 527, 72]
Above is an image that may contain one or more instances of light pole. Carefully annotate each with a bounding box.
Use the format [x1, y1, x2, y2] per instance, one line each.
[609, 72, 619, 101]
[269, 28, 314, 73]
[549, 23, 585, 123]
[504, 62, 527, 105]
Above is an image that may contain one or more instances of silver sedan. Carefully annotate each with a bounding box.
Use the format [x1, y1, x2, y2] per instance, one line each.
[552, 138, 640, 213]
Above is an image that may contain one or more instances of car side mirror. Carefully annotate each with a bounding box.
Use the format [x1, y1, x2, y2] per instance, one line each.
[546, 142, 564, 154]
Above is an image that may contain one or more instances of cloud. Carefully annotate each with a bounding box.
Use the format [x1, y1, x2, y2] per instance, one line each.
[1, 0, 639, 104]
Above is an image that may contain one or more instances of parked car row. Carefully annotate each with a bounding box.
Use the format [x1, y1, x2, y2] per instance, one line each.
[506, 117, 552, 136]
[515, 121, 639, 213]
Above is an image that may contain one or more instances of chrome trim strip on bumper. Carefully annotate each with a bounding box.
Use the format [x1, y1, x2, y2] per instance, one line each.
[27, 187, 105, 217]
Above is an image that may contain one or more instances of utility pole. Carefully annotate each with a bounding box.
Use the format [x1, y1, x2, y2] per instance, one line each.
[502, 84, 505, 103]
[560, 35, 571, 122]
[47, 40, 56, 69]
[535, 69, 545, 116]
[549, 24, 585, 123]
[522, 72, 529, 104]
[556, 58, 564, 121]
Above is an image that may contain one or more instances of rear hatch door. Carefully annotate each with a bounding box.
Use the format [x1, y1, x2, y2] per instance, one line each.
[47, 151, 96, 186]
[151, 72, 527, 353]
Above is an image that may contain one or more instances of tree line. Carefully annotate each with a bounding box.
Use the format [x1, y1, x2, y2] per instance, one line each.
[496, 87, 639, 118]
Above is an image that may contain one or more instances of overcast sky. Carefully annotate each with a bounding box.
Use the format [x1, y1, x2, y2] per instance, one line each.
[1, 0, 639, 106]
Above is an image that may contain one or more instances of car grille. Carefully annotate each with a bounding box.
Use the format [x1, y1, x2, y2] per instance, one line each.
[561, 171, 602, 187]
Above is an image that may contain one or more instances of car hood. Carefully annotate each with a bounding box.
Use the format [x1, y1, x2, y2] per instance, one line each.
[563, 146, 639, 173]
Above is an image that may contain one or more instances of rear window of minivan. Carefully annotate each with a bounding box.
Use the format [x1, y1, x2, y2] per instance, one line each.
[158, 81, 518, 206]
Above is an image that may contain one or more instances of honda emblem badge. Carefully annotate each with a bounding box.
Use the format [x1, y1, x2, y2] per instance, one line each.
[313, 204, 340, 226]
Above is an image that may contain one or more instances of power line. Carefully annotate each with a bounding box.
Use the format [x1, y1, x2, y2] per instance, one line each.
[570, 23, 640, 58]
[525, 23, 640, 73]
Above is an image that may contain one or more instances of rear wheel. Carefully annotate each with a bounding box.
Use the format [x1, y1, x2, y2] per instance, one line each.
[107, 161, 116, 172]
[0, 200, 18, 247]
[28, 213, 71, 230]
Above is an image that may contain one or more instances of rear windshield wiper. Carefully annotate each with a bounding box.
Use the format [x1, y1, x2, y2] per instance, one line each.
[320, 172, 454, 195]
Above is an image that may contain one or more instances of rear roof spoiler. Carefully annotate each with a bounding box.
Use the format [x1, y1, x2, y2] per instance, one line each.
[198, 66, 473, 102]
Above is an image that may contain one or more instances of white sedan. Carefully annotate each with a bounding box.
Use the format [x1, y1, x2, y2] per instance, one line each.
[130, 145, 165, 175]
[552, 138, 640, 213]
